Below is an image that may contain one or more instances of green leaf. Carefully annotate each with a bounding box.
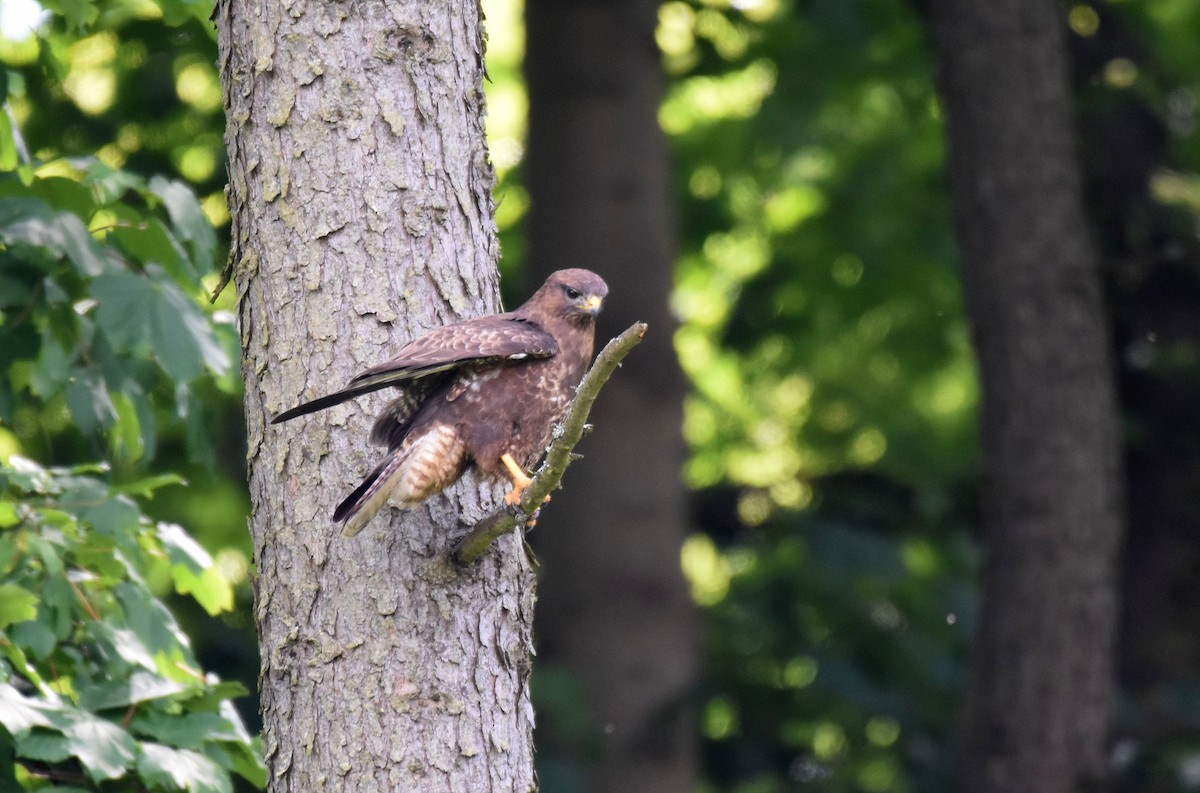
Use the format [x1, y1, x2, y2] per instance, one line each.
[0, 501, 19, 529]
[111, 219, 191, 285]
[10, 619, 57, 660]
[149, 176, 217, 278]
[90, 271, 155, 351]
[39, 0, 100, 31]
[90, 624, 159, 673]
[91, 270, 229, 382]
[0, 111, 16, 172]
[130, 710, 245, 750]
[137, 743, 231, 793]
[157, 522, 212, 571]
[0, 198, 110, 277]
[65, 370, 118, 433]
[15, 730, 71, 763]
[115, 473, 185, 498]
[33, 177, 96, 221]
[79, 670, 189, 712]
[174, 565, 234, 616]
[113, 582, 193, 665]
[79, 495, 140, 539]
[0, 683, 59, 737]
[157, 523, 233, 615]
[152, 278, 230, 380]
[108, 391, 146, 462]
[64, 716, 135, 781]
[0, 583, 39, 628]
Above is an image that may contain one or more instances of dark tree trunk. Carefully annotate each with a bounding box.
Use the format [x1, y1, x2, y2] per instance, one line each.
[523, 1, 698, 791]
[927, 1, 1124, 792]
[218, 0, 536, 789]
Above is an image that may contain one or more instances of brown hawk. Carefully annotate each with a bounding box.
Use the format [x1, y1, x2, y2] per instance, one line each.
[272, 269, 608, 536]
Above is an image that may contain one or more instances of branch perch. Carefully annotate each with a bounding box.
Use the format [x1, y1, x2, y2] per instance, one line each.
[450, 321, 648, 565]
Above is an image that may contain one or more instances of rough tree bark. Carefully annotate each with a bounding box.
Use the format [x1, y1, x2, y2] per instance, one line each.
[524, 1, 699, 791]
[927, 2, 1124, 792]
[217, 1, 536, 790]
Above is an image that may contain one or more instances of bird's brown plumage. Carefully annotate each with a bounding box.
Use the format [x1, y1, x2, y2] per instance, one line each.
[272, 268, 608, 535]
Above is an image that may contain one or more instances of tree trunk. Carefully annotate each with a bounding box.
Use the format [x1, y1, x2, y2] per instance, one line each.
[217, 1, 536, 790]
[927, 2, 1123, 792]
[524, 1, 698, 792]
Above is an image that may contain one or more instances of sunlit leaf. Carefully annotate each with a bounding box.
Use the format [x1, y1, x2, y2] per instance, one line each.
[0, 583, 39, 627]
[78, 670, 188, 711]
[0, 683, 58, 737]
[64, 716, 136, 781]
[137, 742, 231, 793]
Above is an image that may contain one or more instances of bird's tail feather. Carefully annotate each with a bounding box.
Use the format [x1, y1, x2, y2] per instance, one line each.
[335, 447, 412, 537]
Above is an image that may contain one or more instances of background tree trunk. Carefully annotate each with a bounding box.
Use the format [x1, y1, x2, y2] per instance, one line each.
[927, 1, 1124, 792]
[524, 1, 699, 791]
[217, 1, 536, 790]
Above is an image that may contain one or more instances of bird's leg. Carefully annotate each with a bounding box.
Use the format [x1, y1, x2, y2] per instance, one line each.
[501, 453, 534, 507]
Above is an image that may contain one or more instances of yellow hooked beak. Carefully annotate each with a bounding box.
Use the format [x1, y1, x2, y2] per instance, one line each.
[584, 294, 603, 316]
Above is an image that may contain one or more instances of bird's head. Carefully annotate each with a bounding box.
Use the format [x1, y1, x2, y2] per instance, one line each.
[542, 269, 608, 325]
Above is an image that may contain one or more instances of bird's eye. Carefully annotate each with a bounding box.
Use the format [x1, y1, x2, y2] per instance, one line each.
[564, 287, 582, 300]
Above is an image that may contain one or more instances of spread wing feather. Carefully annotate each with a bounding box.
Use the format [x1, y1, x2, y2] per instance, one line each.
[368, 379, 441, 447]
[271, 315, 557, 424]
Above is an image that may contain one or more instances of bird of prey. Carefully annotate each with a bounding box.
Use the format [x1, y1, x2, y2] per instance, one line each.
[272, 269, 609, 536]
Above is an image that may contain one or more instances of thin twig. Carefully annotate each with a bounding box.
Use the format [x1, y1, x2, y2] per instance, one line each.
[450, 322, 648, 566]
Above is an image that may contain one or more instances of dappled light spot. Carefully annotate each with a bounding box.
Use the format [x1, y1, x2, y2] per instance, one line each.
[782, 656, 818, 689]
[176, 146, 216, 183]
[681, 533, 733, 606]
[812, 722, 846, 760]
[765, 184, 826, 233]
[175, 61, 222, 113]
[201, 192, 230, 227]
[1104, 57, 1138, 88]
[703, 228, 769, 278]
[64, 68, 115, 116]
[849, 427, 887, 465]
[660, 59, 776, 135]
[1069, 4, 1100, 37]
[901, 538, 939, 577]
[818, 401, 856, 433]
[858, 758, 899, 792]
[866, 716, 900, 748]
[689, 164, 722, 198]
[694, 9, 751, 61]
[769, 479, 812, 510]
[737, 490, 773, 525]
[494, 182, 528, 230]
[704, 696, 739, 740]
[0, 427, 20, 462]
[728, 445, 801, 488]
[657, 2, 696, 60]
[831, 253, 863, 287]
[1150, 169, 1200, 212]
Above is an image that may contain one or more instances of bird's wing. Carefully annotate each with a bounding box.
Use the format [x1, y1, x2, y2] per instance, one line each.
[271, 315, 558, 424]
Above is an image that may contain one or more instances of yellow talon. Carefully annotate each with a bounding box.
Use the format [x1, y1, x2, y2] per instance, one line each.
[501, 453, 534, 506]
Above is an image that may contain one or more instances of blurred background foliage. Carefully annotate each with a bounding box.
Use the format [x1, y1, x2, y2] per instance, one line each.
[2, 0, 1200, 790]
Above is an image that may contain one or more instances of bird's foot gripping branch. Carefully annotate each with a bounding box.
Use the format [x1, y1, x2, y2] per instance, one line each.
[450, 322, 648, 566]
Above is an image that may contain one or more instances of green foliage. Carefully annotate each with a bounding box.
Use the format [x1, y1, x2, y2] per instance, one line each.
[0, 158, 236, 466]
[0, 3, 260, 791]
[665, 0, 975, 503]
[0, 456, 264, 791]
